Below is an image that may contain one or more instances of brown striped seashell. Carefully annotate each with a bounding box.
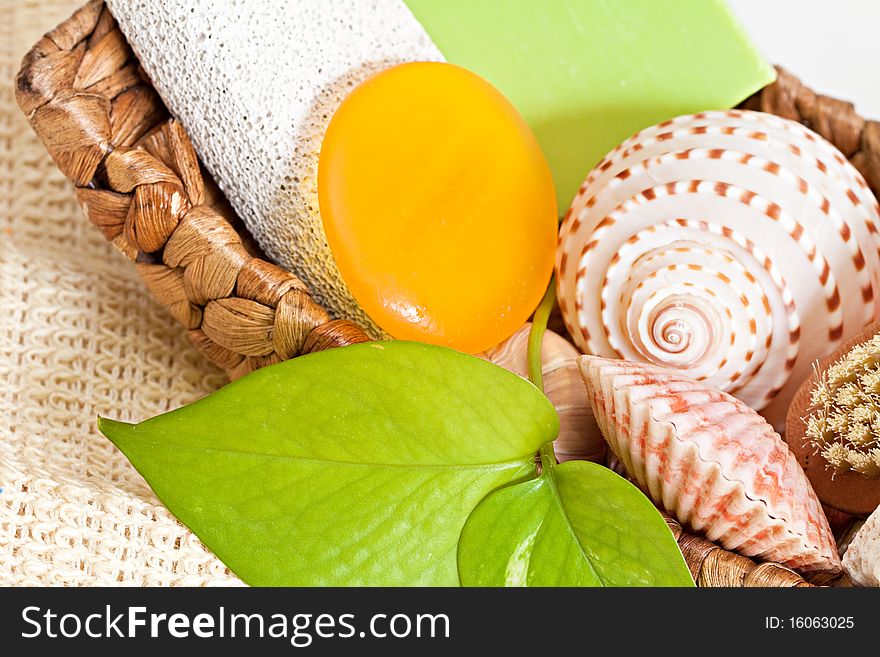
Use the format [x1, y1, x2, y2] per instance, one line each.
[482, 324, 605, 463]
[557, 110, 880, 431]
[579, 355, 841, 574]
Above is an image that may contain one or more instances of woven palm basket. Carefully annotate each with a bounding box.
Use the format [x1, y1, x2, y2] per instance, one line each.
[6, 0, 879, 587]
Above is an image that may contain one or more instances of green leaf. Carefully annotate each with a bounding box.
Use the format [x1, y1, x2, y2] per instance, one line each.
[458, 445, 694, 586]
[98, 341, 557, 586]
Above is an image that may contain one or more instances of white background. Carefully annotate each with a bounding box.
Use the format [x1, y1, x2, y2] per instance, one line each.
[729, 0, 880, 118]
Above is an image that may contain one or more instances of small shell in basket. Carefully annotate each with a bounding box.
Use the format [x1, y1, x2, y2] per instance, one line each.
[483, 324, 605, 463]
[557, 110, 880, 430]
[842, 505, 880, 587]
[579, 355, 841, 574]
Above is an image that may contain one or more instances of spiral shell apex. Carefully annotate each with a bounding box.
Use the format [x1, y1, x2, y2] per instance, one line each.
[557, 110, 880, 429]
[579, 355, 840, 574]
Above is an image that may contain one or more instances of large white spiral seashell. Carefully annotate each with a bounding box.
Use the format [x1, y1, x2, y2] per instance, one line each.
[557, 110, 880, 429]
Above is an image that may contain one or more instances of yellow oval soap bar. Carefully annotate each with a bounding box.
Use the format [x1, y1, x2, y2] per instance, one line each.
[318, 62, 557, 353]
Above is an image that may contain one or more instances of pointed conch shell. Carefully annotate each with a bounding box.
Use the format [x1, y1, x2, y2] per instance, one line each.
[579, 355, 841, 574]
[483, 324, 605, 463]
[557, 110, 880, 429]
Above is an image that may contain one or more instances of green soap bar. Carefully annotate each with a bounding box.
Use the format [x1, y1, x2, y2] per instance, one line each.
[403, 0, 775, 211]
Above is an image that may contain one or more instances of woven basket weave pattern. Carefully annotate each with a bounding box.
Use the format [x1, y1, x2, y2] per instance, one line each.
[14, 0, 369, 383]
[9, 0, 880, 587]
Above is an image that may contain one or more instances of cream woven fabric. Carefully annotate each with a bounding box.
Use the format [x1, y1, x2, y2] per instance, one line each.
[1, 0, 243, 586]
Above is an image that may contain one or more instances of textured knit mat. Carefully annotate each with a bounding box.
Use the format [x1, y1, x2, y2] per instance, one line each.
[0, 0, 242, 586]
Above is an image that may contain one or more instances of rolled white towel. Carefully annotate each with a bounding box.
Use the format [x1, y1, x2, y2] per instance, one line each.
[107, 0, 443, 334]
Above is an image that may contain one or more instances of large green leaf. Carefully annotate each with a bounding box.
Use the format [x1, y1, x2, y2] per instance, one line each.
[99, 341, 557, 586]
[458, 445, 694, 587]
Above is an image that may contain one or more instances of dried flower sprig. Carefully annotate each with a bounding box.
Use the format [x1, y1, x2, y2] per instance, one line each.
[805, 334, 880, 477]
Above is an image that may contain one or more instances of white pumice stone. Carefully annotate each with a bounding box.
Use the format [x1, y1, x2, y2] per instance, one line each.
[106, 0, 444, 334]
